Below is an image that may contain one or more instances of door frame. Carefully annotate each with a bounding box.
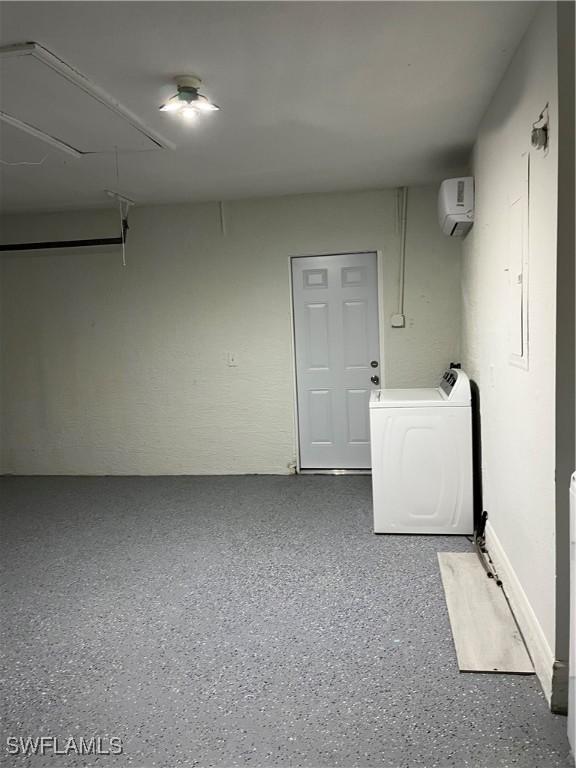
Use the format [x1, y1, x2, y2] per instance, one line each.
[288, 249, 386, 474]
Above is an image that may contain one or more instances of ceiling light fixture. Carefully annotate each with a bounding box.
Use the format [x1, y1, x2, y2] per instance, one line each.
[160, 75, 220, 119]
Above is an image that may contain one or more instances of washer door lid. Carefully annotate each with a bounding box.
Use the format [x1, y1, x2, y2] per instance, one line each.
[370, 388, 466, 408]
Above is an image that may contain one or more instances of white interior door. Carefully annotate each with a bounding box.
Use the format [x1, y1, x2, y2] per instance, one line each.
[292, 252, 380, 470]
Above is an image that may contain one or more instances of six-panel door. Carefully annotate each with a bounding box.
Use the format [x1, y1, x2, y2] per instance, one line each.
[291, 252, 380, 469]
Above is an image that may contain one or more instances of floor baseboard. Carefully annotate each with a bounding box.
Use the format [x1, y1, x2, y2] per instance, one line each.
[485, 521, 555, 704]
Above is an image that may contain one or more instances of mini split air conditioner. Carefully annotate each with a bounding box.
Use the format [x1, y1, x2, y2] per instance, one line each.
[438, 177, 474, 237]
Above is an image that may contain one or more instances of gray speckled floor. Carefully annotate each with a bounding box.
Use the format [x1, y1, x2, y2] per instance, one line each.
[0, 476, 572, 768]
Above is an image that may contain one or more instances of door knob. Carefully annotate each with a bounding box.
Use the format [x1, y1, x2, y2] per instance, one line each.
[371, 375, 380, 385]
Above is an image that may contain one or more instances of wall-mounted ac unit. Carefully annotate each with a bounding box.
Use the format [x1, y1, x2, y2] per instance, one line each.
[438, 177, 474, 237]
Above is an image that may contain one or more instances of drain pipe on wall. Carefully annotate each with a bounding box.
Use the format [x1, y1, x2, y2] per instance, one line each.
[219, 201, 227, 236]
[392, 187, 408, 328]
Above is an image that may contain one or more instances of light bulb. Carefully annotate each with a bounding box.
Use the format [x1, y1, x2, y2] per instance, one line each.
[180, 106, 199, 120]
[195, 96, 220, 113]
[159, 97, 181, 112]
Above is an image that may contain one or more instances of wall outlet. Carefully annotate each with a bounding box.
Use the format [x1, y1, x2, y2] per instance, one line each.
[391, 313, 405, 328]
[226, 351, 238, 367]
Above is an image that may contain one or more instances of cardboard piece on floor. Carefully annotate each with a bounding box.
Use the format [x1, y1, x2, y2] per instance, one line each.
[438, 552, 534, 674]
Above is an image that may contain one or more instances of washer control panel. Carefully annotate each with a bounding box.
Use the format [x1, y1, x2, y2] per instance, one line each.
[438, 368, 471, 403]
[440, 369, 458, 397]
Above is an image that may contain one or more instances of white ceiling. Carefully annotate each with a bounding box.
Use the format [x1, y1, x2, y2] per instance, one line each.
[0, 1, 536, 213]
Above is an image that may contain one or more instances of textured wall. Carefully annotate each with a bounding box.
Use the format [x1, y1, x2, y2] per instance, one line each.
[461, 4, 558, 653]
[0, 187, 461, 475]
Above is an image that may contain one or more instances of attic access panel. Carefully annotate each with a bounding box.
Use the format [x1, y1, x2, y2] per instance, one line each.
[0, 43, 174, 154]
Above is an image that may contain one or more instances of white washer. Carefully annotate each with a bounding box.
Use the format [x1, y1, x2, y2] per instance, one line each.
[369, 368, 473, 534]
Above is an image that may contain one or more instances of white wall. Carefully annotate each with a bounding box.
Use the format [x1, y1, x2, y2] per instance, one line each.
[553, 0, 575, 702]
[461, 3, 559, 694]
[0, 186, 461, 475]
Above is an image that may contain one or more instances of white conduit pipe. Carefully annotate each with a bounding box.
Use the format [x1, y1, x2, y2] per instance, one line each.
[397, 187, 408, 316]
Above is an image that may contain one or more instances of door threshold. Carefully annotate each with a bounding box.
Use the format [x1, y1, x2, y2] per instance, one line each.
[298, 469, 372, 476]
